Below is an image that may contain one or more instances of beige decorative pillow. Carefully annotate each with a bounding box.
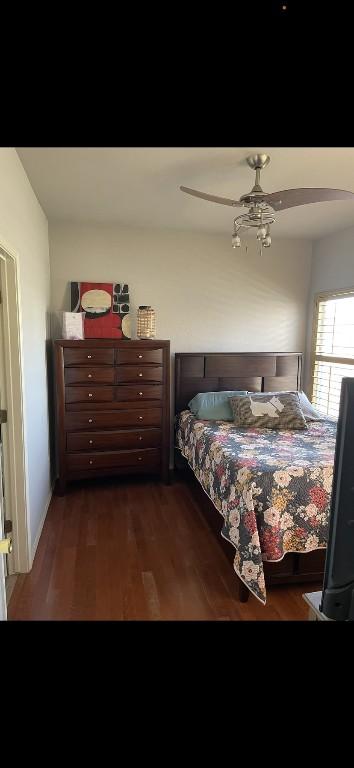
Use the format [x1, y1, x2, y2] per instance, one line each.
[229, 392, 308, 430]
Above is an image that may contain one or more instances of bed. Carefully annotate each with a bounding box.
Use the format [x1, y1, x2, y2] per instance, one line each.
[174, 352, 337, 604]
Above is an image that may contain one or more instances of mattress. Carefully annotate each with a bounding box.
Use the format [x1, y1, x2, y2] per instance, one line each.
[176, 410, 337, 604]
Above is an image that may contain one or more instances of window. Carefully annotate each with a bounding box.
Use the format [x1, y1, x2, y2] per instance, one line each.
[311, 289, 354, 418]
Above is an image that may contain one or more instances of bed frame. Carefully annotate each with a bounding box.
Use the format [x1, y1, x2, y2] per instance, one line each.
[174, 352, 325, 602]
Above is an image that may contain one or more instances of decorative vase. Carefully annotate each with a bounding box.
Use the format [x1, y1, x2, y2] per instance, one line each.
[137, 306, 156, 339]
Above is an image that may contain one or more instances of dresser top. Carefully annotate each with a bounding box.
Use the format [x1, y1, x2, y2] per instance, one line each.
[55, 339, 170, 348]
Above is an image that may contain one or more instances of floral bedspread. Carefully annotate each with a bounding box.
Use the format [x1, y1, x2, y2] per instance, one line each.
[176, 410, 337, 604]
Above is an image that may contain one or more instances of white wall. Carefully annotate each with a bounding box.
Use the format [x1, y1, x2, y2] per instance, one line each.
[50, 223, 312, 352]
[304, 225, 354, 391]
[0, 149, 51, 562]
[50, 223, 313, 431]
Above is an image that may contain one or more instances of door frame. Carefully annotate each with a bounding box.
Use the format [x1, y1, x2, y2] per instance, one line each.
[0, 236, 30, 575]
[0, 443, 7, 620]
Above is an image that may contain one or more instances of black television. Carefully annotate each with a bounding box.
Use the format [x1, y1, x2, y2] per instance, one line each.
[320, 377, 354, 621]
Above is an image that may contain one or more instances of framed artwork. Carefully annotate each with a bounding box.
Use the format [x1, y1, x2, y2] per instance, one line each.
[70, 281, 131, 339]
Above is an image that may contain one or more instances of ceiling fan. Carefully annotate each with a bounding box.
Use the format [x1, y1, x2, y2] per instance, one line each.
[180, 153, 354, 251]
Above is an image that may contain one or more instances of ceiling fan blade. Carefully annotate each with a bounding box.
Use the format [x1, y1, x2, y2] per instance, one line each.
[264, 188, 354, 211]
[180, 186, 243, 207]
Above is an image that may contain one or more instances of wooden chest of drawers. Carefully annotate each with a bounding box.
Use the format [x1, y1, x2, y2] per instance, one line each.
[54, 339, 170, 493]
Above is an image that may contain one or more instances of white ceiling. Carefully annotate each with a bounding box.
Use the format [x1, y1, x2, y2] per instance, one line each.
[16, 147, 354, 239]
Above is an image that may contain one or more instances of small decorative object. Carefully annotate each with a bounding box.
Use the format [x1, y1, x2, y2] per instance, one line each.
[62, 312, 85, 340]
[137, 306, 156, 339]
[70, 281, 131, 339]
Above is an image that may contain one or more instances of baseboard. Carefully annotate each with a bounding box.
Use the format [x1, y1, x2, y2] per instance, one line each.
[30, 485, 54, 566]
[6, 574, 18, 605]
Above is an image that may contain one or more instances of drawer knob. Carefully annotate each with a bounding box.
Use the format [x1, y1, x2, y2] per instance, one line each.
[138, 373, 143, 377]
[88, 418, 93, 423]
[138, 436, 143, 441]
[88, 393, 93, 398]
[138, 354, 143, 359]
[139, 392, 143, 396]
[89, 459, 93, 465]
[87, 355, 92, 359]
[89, 440, 93, 444]
[138, 457, 142, 461]
[88, 374, 92, 378]
[138, 416, 143, 420]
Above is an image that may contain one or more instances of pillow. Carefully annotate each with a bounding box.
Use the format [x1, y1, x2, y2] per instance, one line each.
[229, 392, 308, 430]
[188, 390, 247, 421]
[262, 390, 327, 421]
[298, 391, 327, 421]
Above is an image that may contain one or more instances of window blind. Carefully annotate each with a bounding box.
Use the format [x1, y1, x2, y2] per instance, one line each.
[312, 291, 354, 418]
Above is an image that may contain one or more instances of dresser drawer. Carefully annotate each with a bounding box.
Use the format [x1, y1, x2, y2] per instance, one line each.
[67, 428, 161, 452]
[64, 348, 114, 366]
[67, 448, 160, 472]
[115, 385, 163, 402]
[116, 348, 163, 365]
[65, 386, 115, 404]
[115, 365, 163, 384]
[65, 408, 163, 431]
[65, 367, 115, 385]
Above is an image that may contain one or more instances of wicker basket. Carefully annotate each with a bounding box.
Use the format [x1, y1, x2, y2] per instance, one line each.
[137, 306, 156, 339]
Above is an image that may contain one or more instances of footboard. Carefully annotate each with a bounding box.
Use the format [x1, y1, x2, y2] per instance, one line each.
[176, 460, 325, 603]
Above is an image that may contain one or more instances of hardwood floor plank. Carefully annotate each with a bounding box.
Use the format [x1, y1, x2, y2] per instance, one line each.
[142, 571, 161, 620]
[8, 475, 319, 621]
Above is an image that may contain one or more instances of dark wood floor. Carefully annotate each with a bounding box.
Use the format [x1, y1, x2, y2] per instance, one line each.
[8, 474, 320, 621]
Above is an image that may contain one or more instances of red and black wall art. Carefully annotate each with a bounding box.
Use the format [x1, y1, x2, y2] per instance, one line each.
[70, 281, 131, 339]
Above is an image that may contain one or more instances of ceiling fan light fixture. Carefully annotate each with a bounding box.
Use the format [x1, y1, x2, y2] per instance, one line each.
[180, 153, 354, 250]
[232, 233, 241, 248]
[257, 224, 267, 240]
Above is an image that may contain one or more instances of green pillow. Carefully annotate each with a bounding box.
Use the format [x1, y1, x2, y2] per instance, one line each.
[188, 390, 247, 421]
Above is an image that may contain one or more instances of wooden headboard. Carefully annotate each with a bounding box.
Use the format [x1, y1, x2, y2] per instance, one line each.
[175, 352, 302, 413]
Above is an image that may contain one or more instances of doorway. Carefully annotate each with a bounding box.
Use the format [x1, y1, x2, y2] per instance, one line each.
[0, 242, 29, 620]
